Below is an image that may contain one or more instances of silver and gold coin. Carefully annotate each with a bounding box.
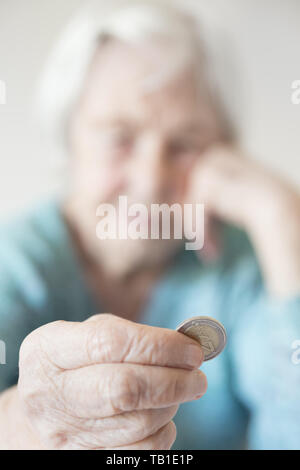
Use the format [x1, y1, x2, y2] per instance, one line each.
[176, 316, 227, 361]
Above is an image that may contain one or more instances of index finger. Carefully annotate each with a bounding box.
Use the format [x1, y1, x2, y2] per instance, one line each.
[34, 313, 204, 371]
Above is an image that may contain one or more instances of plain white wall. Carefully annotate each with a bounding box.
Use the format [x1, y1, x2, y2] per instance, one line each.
[0, 0, 299, 218]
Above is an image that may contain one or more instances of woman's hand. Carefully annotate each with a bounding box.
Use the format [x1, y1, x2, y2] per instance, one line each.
[13, 314, 206, 450]
[187, 144, 300, 297]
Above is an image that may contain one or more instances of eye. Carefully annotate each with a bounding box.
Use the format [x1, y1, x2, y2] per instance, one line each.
[168, 138, 202, 158]
[108, 128, 134, 151]
[94, 126, 135, 158]
[112, 129, 131, 145]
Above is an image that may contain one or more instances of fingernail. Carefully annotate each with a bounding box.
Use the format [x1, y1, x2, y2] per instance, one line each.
[193, 393, 205, 400]
[185, 344, 204, 368]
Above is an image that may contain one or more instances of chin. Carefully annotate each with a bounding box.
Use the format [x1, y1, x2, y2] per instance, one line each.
[95, 237, 183, 278]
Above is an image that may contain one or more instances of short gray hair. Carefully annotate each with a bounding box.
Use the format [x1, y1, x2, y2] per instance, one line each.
[37, 0, 239, 156]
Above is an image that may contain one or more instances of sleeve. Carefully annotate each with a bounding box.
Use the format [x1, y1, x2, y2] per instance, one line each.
[0, 214, 56, 393]
[0, 266, 44, 392]
[228, 277, 300, 449]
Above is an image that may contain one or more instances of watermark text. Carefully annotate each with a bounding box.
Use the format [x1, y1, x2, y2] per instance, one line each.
[96, 196, 205, 250]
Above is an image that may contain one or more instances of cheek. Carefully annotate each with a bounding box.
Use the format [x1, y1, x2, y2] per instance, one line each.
[73, 156, 125, 204]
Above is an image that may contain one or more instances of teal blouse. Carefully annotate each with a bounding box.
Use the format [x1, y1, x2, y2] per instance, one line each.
[0, 199, 299, 449]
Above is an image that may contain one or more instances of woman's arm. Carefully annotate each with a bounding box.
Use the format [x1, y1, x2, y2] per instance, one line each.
[187, 144, 300, 297]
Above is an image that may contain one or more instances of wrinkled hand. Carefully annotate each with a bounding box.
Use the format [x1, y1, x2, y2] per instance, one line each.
[18, 314, 206, 450]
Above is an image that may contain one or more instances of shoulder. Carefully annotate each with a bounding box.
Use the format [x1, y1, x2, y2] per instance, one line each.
[0, 199, 67, 257]
[0, 199, 74, 306]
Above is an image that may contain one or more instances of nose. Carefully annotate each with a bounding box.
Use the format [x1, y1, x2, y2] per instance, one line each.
[125, 131, 167, 203]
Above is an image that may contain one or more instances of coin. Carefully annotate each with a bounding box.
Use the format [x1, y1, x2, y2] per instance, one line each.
[176, 316, 227, 361]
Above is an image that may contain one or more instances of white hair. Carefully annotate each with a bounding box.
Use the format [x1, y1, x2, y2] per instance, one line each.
[36, 0, 240, 157]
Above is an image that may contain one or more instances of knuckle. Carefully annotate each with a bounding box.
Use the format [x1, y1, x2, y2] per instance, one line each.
[19, 333, 36, 368]
[131, 331, 154, 363]
[136, 411, 157, 437]
[86, 314, 131, 364]
[86, 318, 116, 363]
[19, 320, 65, 369]
[18, 372, 49, 421]
[47, 430, 70, 450]
[148, 421, 177, 450]
[19, 330, 42, 373]
[168, 374, 185, 404]
[158, 421, 177, 450]
[86, 312, 120, 324]
[36, 423, 72, 450]
[167, 404, 179, 420]
[167, 420, 177, 445]
[18, 324, 64, 417]
[138, 405, 177, 438]
[97, 313, 118, 323]
[111, 369, 142, 412]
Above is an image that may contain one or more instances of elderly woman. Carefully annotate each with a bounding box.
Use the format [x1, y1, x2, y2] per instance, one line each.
[0, 0, 300, 450]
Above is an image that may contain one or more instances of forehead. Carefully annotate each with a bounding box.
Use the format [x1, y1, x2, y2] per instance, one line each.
[77, 40, 214, 130]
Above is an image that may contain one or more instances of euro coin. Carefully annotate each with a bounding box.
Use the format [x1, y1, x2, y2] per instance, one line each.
[176, 316, 227, 361]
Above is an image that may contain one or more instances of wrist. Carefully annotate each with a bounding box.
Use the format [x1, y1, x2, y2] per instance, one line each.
[247, 192, 300, 298]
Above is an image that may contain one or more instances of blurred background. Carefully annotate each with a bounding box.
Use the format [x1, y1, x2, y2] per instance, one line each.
[0, 0, 299, 218]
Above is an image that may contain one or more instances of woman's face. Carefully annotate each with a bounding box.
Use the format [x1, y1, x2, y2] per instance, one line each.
[68, 40, 222, 274]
